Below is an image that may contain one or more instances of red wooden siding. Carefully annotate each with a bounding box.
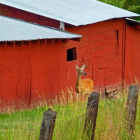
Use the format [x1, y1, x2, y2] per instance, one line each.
[16, 44, 31, 106]
[0, 45, 18, 105]
[0, 4, 129, 105]
[0, 41, 68, 107]
[125, 22, 140, 85]
[65, 19, 125, 92]
[0, 4, 60, 28]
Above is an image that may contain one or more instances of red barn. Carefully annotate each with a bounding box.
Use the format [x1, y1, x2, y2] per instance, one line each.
[0, 15, 81, 107]
[125, 18, 140, 85]
[0, 0, 140, 105]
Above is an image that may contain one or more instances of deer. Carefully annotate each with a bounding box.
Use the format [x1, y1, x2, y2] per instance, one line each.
[75, 64, 94, 94]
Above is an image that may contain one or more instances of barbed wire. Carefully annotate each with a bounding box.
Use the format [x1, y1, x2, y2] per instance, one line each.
[95, 127, 125, 134]
[0, 121, 42, 129]
[0, 95, 95, 123]
[0, 95, 100, 123]
[0, 93, 126, 124]
[0, 96, 129, 138]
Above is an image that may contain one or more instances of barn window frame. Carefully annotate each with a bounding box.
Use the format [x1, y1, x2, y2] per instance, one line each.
[67, 47, 77, 61]
[114, 30, 119, 57]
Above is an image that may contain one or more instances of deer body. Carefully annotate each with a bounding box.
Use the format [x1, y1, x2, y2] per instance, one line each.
[75, 64, 94, 94]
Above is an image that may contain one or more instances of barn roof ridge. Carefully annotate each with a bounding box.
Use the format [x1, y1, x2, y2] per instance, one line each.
[0, 15, 82, 42]
[0, 0, 139, 26]
[126, 18, 140, 24]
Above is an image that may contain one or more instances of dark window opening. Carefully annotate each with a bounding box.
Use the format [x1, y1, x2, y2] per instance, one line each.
[67, 47, 77, 61]
[115, 30, 119, 56]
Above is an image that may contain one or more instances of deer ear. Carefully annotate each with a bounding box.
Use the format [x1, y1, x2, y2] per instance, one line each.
[76, 64, 79, 70]
[82, 64, 85, 69]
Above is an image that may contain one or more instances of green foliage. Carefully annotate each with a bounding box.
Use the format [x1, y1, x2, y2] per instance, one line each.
[123, 0, 140, 20]
[98, 0, 125, 8]
[98, 0, 140, 21]
[0, 95, 140, 140]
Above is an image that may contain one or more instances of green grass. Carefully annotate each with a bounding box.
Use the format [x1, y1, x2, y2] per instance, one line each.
[0, 90, 140, 140]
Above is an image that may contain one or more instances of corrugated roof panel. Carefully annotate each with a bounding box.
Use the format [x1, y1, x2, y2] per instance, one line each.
[0, 15, 82, 42]
[0, 0, 139, 26]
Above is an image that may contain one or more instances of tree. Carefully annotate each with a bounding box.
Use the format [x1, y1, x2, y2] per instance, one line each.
[123, 0, 140, 21]
[98, 0, 140, 21]
[98, 0, 125, 8]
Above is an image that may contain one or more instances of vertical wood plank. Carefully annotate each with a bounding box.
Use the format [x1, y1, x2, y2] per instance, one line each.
[127, 85, 139, 134]
[39, 108, 57, 140]
[84, 92, 100, 140]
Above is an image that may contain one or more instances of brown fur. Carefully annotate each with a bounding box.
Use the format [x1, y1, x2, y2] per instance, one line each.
[75, 64, 94, 94]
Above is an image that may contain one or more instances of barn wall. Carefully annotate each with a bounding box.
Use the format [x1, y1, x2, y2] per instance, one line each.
[0, 42, 67, 107]
[0, 4, 60, 28]
[0, 44, 19, 106]
[125, 22, 140, 85]
[65, 19, 125, 92]
[0, 4, 127, 105]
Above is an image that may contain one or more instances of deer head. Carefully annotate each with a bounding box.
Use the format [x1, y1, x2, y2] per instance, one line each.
[76, 64, 87, 76]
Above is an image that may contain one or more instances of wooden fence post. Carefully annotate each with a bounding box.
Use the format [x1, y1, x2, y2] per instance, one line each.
[127, 85, 139, 134]
[39, 108, 57, 140]
[84, 92, 100, 140]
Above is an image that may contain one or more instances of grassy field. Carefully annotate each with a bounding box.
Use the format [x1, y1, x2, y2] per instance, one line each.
[0, 88, 140, 140]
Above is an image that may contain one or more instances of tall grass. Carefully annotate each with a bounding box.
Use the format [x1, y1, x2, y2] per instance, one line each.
[0, 88, 140, 140]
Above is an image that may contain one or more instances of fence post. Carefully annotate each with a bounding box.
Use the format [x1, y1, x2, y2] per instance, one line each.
[39, 108, 57, 140]
[84, 92, 100, 140]
[127, 85, 139, 134]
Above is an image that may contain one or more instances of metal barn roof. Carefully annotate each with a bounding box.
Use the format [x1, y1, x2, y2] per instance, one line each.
[0, 0, 139, 26]
[0, 15, 82, 42]
[126, 18, 140, 24]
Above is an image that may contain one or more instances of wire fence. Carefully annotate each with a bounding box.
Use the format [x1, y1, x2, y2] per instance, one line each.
[0, 92, 124, 124]
[0, 93, 126, 126]
[0, 89, 135, 140]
